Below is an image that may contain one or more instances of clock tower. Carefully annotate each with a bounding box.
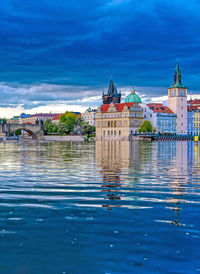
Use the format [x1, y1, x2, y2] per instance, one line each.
[168, 58, 187, 134]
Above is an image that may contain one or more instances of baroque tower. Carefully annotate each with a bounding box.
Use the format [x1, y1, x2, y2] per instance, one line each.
[168, 58, 187, 134]
[102, 80, 121, 104]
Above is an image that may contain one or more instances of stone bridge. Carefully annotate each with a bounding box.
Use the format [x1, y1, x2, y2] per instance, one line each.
[3, 123, 44, 140]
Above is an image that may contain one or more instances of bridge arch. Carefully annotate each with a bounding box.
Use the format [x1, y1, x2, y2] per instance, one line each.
[4, 123, 44, 140]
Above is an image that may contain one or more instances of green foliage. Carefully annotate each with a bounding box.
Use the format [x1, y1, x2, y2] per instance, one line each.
[43, 118, 58, 135]
[0, 118, 6, 123]
[15, 129, 22, 136]
[58, 123, 70, 135]
[139, 120, 153, 133]
[81, 122, 95, 135]
[59, 111, 78, 133]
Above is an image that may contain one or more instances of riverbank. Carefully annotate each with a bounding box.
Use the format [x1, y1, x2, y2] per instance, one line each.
[44, 135, 85, 142]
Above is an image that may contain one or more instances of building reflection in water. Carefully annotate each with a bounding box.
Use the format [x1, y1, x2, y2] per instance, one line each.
[96, 141, 132, 209]
[96, 140, 200, 226]
[161, 141, 196, 226]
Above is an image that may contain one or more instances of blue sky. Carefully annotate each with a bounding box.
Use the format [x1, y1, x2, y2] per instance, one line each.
[0, 0, 200, 117]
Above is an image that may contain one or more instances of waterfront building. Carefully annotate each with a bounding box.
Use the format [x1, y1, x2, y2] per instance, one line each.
[18, 113, 31, 124]
[52, 114, 62, 125]
[102, 80, 121, 104]
[95, 102, 143, 140]
[194, 108, 200, 136]
[168, 58, 187, 134]
[187, 106, 196, 135]
[139, 102, 156, 129]
[7, 116, 20, 124]
[82, 108, 97, 126]
[148, 103, 177, 133]
[188, 99, 200, 107]
[20, 113, 60, 124]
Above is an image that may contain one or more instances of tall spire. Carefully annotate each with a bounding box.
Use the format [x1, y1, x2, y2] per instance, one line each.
[171, 57, 185, 88]
[108, 80, 115, 95]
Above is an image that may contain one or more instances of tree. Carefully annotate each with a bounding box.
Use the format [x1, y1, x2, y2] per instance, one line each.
[43, 119, 52, 135]
[15, 129, 22, 136]
[59, 111, 78, 133]
[43, 118, 58, 135]
[58, 123, 70, 135]
[81, 122, 95, 135]
[139, 120, 153, 133]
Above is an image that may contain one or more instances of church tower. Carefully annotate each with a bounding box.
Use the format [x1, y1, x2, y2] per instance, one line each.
[168, 58, 187, 134]
[102, 80, 121, 104]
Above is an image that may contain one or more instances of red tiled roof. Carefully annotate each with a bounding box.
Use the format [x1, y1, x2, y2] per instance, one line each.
[187, 106, 197, 112]
[147, 103, 174, 114]
[188, 99, 200, 105]
[52, 114, 63, 120]
[147, 103, 163, 108]
[100, 103, 134, 113]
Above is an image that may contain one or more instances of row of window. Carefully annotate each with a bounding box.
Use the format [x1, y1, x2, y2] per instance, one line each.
[171, 91, 185, 96]
[103, 130, 121, 136]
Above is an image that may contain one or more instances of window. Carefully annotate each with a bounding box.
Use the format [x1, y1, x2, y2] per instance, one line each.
[180, 91, 184, 96]
[103, 131, 105, 136]
[114, 131, 116, 136]
[108, 131, 110, 135]
[111, 130, 113, 135]
[119, 130, 121, 135]
[114, 121, 117, 127]
[108, 121, 110, 127]
[171, 91, 175, 96]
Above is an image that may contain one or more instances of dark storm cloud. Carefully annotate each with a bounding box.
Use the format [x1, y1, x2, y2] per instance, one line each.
[0, 0, 200, 109]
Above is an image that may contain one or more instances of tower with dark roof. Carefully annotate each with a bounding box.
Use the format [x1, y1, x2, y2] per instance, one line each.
[168, 58, 187, 134]
[102, 80, 121, 104]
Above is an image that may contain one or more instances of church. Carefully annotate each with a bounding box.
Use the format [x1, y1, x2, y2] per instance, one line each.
[102, 80, 121, 104]
[96, 83, 143, 140]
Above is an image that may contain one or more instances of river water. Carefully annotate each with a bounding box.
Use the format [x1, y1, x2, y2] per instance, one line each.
[0, 141, 199, 273]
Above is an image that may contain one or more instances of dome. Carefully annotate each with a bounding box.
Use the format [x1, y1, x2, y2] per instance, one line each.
[125, 88, 142, 103]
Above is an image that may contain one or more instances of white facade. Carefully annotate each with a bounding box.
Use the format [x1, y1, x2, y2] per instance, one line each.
[139, 103, 157, 129]
[82, 108, 97, 126]
[168, 87, 187, 134]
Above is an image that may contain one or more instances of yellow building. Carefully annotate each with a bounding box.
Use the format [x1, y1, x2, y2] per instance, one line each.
[95, 102, 143, 140]
[194, 108, 200, 136]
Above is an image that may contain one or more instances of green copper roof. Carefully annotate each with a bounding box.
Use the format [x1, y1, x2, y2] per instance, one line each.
[170, 83, 186, 88]
[170, 57, 186, 88]
[125, 88, 142, 103]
